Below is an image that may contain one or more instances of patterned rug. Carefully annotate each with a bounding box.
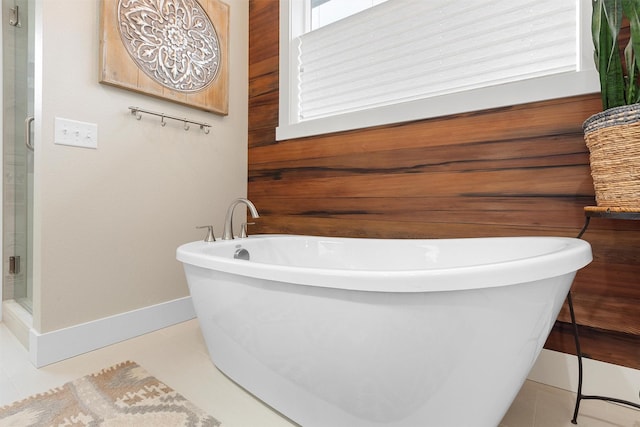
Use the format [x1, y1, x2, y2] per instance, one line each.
[0, 361, 220, 426]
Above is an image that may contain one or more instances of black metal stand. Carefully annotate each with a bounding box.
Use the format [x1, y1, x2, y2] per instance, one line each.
[569, 207, 640, 424]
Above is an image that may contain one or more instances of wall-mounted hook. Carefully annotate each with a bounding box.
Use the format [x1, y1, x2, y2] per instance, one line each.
[201, 125, 210, 134]
[130, 108, 142, 120]
[183, 120, 190, 131]
[9, 6, 21, 27]
[161, 116, 166, 127]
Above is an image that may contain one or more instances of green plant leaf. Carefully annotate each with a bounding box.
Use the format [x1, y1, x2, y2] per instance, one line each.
[593, 0, 603, 67]
[593, 0, 625, 109]
[624, 40, 636, 102]
[623, 0, 640, 103]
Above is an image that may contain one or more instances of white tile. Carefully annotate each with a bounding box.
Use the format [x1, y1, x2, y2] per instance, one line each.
[0, 368, 19, 407]
[0, 323, 31, 378]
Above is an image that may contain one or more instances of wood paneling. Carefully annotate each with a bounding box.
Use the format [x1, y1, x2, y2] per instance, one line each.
[248, 0, 640, 370]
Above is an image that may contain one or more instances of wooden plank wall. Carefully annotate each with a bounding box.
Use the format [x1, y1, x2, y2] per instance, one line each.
[248, 0, 640, 370]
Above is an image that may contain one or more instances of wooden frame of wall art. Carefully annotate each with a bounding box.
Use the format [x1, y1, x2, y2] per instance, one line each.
[99, 0, 229, 115]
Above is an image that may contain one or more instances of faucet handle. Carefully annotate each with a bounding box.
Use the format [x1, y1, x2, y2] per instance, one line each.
[196, 225, 216, 242]
[240, 222, 255, 238]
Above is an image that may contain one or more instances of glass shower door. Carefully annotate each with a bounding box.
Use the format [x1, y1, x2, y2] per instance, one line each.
[3, 0, 34, 313]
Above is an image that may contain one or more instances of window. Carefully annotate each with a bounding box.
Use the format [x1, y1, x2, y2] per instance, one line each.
[310, 0, 388, 30]
[278, 0, 599, 141]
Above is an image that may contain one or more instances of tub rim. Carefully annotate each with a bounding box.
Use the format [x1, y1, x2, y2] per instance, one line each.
[176, 234, 592, 292]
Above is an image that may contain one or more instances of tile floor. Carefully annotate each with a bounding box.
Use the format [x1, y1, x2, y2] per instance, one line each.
[1, 320, 639, 427]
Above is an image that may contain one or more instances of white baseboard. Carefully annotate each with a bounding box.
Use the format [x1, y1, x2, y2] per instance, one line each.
[29, 296, 196, 367]
[529, 349, 640, 406]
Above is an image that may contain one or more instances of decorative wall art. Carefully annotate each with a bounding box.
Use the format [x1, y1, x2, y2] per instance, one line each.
[100, 0, 229, 115]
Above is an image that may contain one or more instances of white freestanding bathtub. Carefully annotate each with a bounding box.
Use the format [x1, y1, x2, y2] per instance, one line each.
[177, 235, 592, 427]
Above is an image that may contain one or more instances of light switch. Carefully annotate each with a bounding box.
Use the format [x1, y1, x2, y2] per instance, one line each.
[54, 117, 98, 149]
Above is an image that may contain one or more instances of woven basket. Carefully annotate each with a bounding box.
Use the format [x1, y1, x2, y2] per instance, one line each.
[583, 103, 640, 207]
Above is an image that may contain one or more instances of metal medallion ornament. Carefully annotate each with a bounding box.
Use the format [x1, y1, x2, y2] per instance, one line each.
[117, 0, 220, 92]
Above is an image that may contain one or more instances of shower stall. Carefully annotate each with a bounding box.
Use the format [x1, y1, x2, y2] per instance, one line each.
[2, 0, 34, 319]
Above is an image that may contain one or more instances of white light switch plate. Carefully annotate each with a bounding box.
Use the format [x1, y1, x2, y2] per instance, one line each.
[54, 117, 98, 149]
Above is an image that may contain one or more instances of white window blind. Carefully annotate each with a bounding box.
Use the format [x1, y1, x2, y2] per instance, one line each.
[277, 0, 598, 140]
[297, 0, 577, 121]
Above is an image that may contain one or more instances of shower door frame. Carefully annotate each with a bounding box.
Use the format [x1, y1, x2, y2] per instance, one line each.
[1, 0, 41, 319]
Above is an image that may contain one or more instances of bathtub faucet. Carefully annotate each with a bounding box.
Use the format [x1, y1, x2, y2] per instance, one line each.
[222, 198, 260, 240]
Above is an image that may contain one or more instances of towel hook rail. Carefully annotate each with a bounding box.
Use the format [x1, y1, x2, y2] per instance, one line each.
[128, 106, 211, 134]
